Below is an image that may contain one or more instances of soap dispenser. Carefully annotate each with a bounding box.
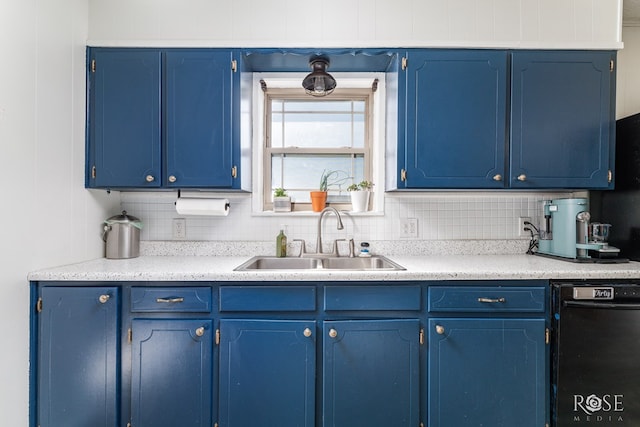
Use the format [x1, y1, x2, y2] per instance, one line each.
[276, 225, 287, 257]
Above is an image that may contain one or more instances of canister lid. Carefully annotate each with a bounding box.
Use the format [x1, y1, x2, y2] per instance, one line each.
[104, 210, 142, 228]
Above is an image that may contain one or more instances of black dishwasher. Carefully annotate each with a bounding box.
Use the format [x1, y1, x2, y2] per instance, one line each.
[552, 281, 640, 426]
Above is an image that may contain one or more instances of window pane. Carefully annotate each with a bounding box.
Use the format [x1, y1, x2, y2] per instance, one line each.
[271, 113, 283, 147]
[281, 114, 358, 148]
[271, 154, 364, 202]
[284, 100, 355, 112]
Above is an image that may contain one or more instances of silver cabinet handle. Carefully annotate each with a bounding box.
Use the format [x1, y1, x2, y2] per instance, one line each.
[303, 328, 312, 338]
[156, 297, 185, 303]
[329, 328, 338, 338]
[145, 175, 155, 182]
[493, 174, 502, 181]
[517, 174, 527, 181]
[168, 175, 177, 183]
[435, 325, 445, 335]
[195, 327, 205, 337]
[478, 297, 506, 303]
[98, 294, 110, 304]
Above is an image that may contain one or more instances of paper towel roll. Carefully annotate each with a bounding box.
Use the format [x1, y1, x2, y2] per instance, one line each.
[175, 198, 230, 216]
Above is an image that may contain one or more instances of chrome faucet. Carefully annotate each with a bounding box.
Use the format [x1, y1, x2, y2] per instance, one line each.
[316, 207, 344, 254]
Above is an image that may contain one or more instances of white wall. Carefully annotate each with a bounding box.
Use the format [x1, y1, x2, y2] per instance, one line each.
[617, 25, 640, 118]
[0, 1, 119, 425]
[88, 0, 622, 48]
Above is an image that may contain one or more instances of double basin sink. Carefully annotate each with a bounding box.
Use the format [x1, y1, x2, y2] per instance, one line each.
[234, 255, 405, 271]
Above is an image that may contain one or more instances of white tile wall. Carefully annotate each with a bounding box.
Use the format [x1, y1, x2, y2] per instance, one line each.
[121, 191, 579, 248]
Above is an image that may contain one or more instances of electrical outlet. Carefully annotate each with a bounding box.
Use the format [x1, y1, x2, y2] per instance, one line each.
[400, 218, 418, 238]
[518, 217, 532, 237]
[172, 218, 186, 239]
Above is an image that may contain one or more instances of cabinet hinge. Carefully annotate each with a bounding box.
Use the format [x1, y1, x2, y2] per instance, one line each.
[216, 329, 220, 345]
[401, 57, 408, 71]
[36, 297, 43, 313]
[91, 165, 96, 179]
[214, 423, 219, 427]
[610, 59, 614, 72]
[231, 59, 237, 73]
[608, 169, 613, 183]
[545, 328, 550, 345]
[127, 422, 131, 427]
[419, 328, 424, 345]
[419, 422, 424, 427]
[128, 328, 132, 343]
[231, 165, 237, 179]
[401, 169, 407, 182]
[91, 59, 96, 73]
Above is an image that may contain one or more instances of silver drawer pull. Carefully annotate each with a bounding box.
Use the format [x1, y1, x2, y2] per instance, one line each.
[156, 297, 185, 303]
[195, 327, 205, 337]
[478, 297, 506, 303]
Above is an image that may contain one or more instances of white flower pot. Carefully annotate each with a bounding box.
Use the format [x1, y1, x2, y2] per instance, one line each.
[273, 196, 291, 212]
[350, 191, 370, 212]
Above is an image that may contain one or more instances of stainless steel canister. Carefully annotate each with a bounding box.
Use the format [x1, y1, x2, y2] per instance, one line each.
[102, 211, 142, 259]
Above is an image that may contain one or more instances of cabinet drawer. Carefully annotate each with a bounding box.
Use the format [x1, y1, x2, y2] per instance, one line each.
[219, 286, 316, 312]
[324, 286, 421, 311]
[131, 287, 212, 312]
[428, 286, 545, 313]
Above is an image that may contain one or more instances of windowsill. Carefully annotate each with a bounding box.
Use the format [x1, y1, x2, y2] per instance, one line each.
[251, 210, 384, 217]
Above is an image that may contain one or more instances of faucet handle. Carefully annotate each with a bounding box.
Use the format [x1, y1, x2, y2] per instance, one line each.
[292, 239, 307, 257]
[332, 239, 347, 257]
[348, 238, 355, 258]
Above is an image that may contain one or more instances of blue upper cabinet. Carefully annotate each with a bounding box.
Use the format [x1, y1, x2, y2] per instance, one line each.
[87, 48, 239, 189]
[510, 50, 615, 189]
[399, 49, 616, 189]
[88, 49, 162, 188]
[401, 49, 508, 188]
[164, 50, 236, 188]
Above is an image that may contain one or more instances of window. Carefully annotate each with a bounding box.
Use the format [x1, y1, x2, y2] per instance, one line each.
[254, 74, 382, 213]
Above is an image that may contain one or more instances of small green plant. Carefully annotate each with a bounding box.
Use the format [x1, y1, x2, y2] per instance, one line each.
[347, 180, 374, 191]
[273, 187, 288, 197]
[318, 169, 350, 191]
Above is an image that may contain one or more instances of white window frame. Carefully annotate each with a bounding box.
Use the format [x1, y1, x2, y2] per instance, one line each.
[251, 72, 386, 215]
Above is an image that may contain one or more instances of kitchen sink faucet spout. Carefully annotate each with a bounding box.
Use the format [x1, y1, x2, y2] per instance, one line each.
[316, 207, 344, 254]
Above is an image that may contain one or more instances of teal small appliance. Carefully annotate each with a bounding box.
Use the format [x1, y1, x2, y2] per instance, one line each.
[537, 198, 621, 260]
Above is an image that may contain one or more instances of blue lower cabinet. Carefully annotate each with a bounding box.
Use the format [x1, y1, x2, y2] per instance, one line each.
[37, 286, 119, 427]
[323, 319, 421, 427]
[131, 318, 214, 427]
[218, 319, 316, 427]
[428, 318, 546, 427]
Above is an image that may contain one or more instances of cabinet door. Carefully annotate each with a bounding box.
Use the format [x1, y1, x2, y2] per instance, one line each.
[131, 319, 214, 427]
[511, 50, 615, 189]
[37, 286, 119, 427]
[165, 50, 236, 188]
[428, 318, 546, 427]
[219, 319, 316, 427]
[323, 319, 420, 427]
[402, 50, 508, 188]
[88, 48, 161, 188]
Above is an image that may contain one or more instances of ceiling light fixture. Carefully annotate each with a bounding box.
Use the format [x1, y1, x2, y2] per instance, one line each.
[302, 56, 336, 97]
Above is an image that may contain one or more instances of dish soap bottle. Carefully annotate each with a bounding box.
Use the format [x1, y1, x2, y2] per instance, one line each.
[276, 226, 287, 257]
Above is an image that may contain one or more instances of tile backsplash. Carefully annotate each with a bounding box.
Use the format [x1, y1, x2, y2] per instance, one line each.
[121, 191, 581, 250]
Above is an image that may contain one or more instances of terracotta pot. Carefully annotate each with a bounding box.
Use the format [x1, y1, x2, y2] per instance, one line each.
[310, 191, 327, 212]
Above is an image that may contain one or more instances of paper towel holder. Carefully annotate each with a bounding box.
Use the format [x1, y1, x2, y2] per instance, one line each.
[175, 190, 231, 210]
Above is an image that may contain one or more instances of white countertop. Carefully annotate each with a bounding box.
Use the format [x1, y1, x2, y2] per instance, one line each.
[27, 254, 640, 282]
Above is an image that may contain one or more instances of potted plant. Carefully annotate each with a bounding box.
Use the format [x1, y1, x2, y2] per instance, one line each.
[272, 187, 291, 212]
[310, 169, 349, 212]
[347, 180, 374, 212]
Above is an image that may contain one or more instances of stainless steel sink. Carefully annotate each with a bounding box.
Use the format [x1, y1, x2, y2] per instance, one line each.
[234, 255, 405, 271]
[320, 256, 405, 270]
[234, 257, 322, 270]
